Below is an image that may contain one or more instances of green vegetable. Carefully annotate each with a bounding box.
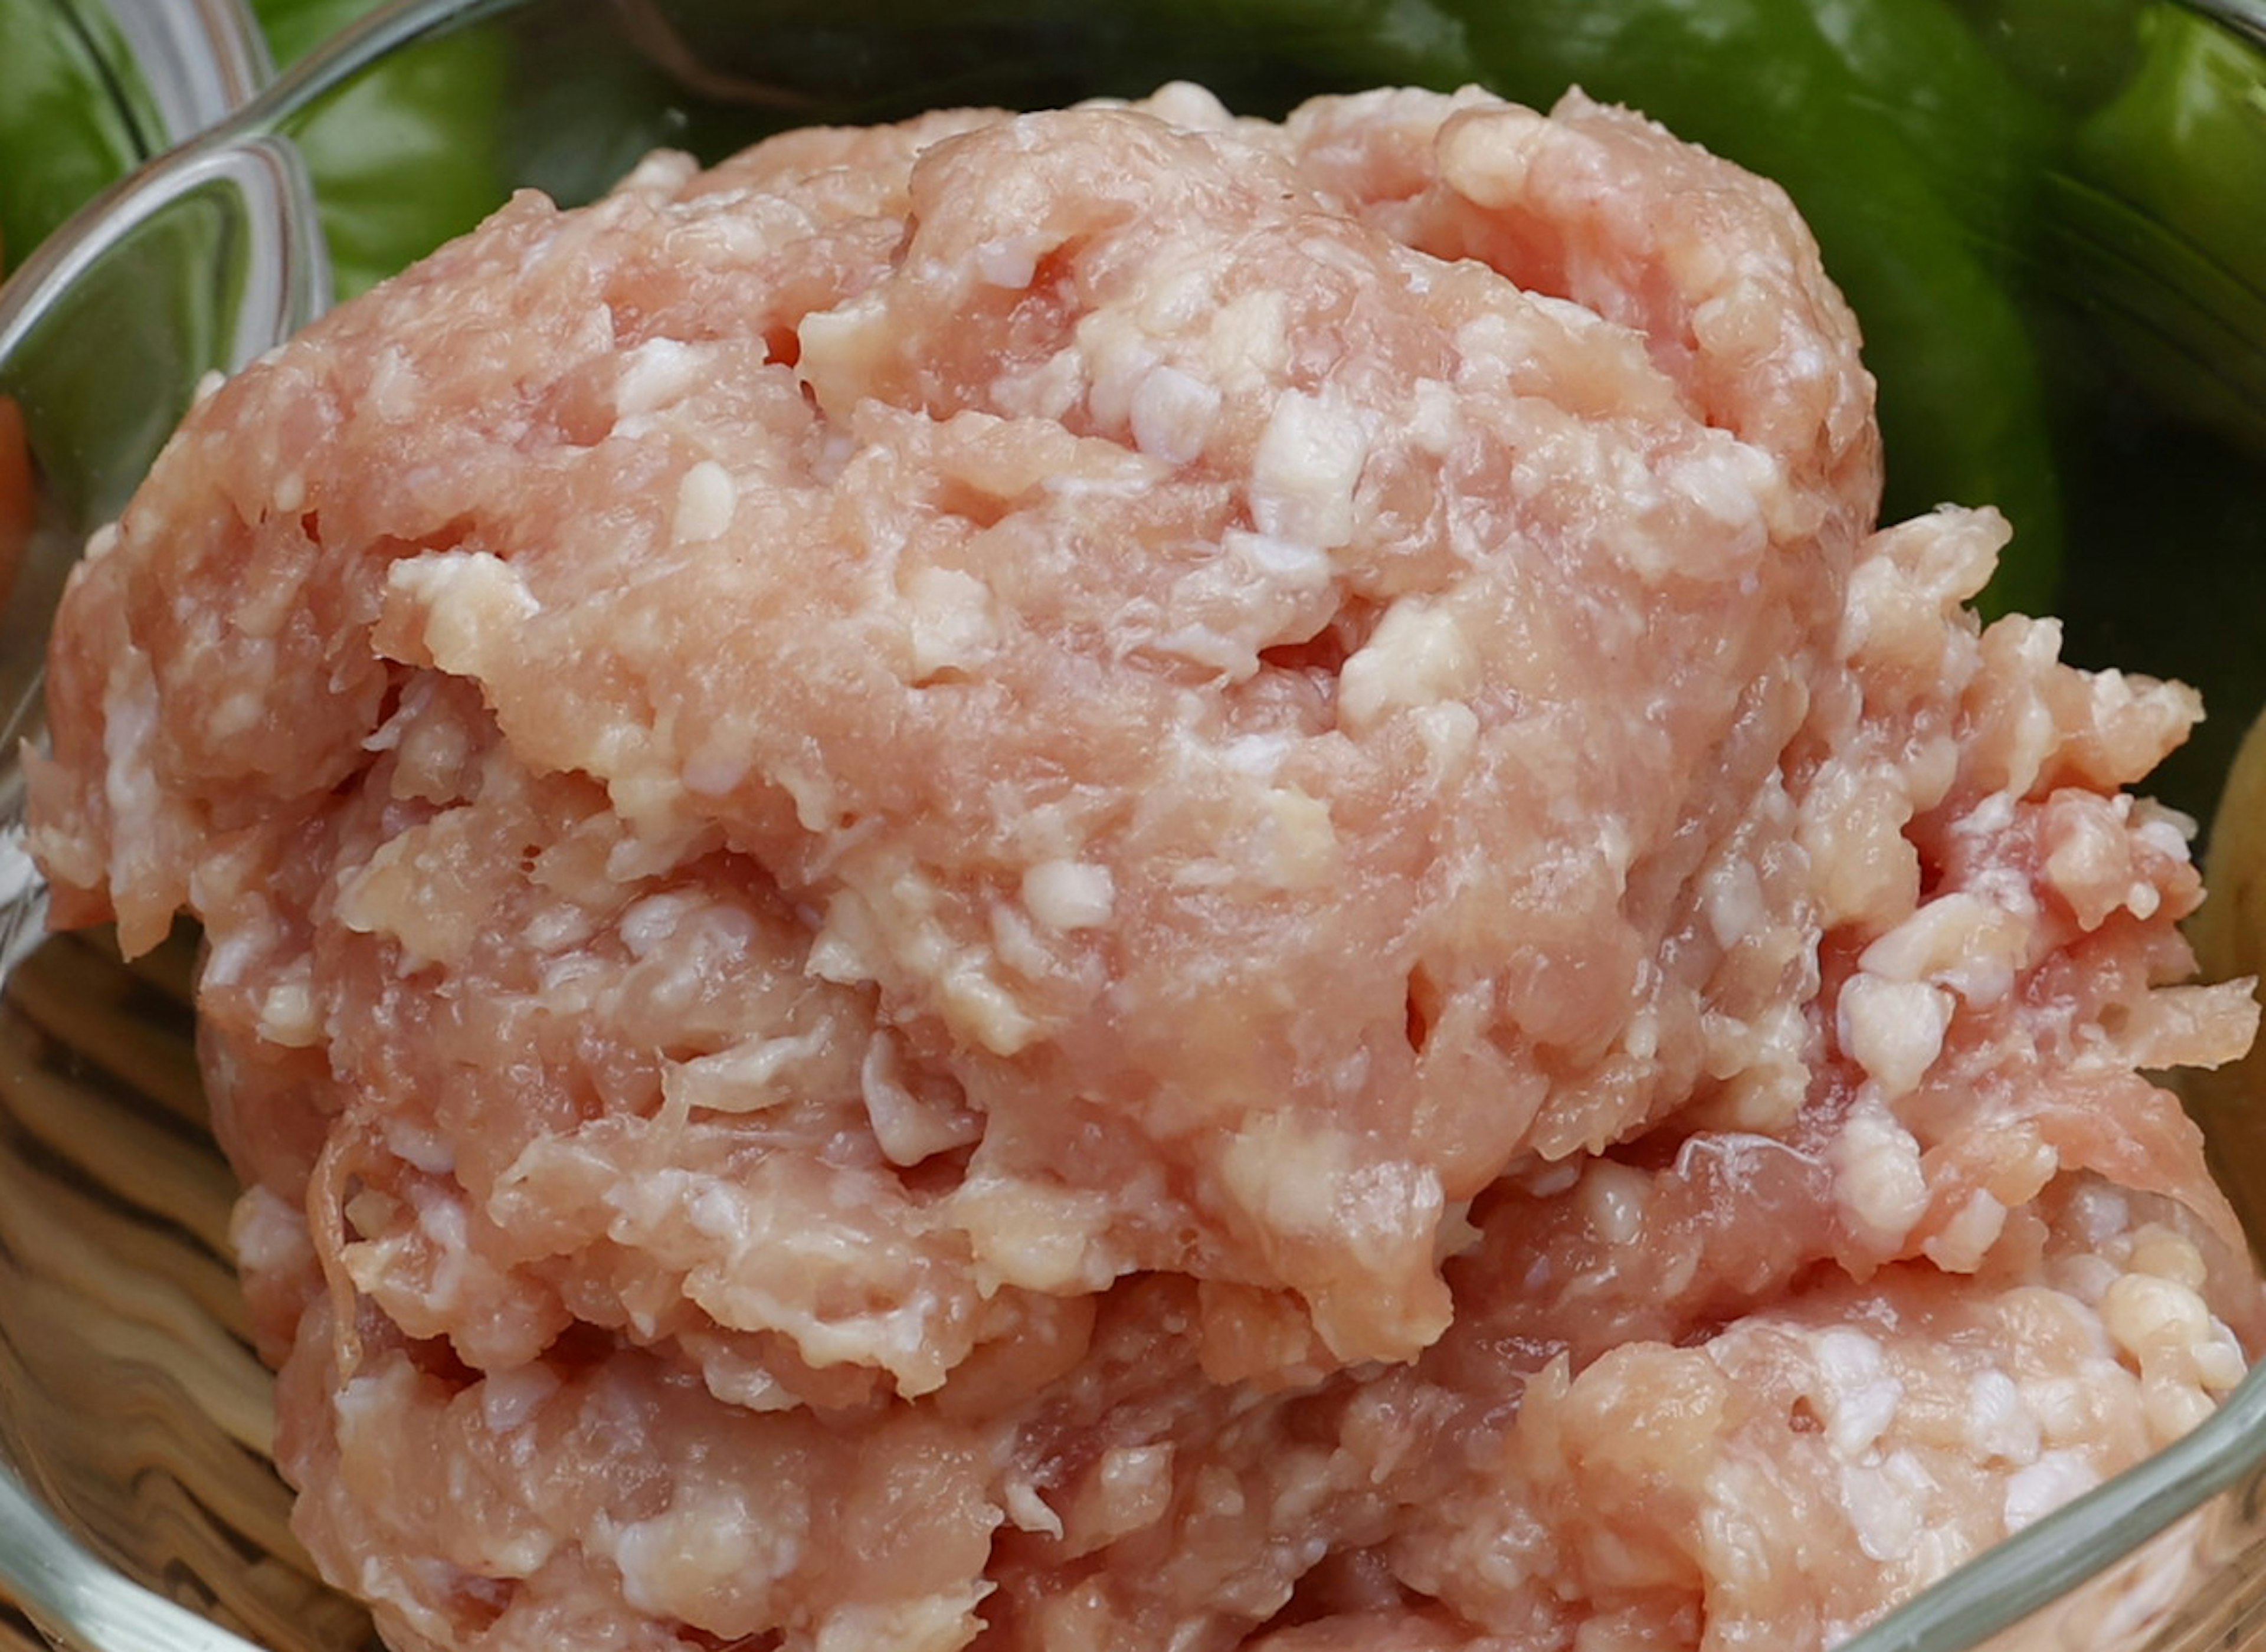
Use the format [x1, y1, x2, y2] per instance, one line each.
[2028, 1, 2266, 821]
[251, 0, 508, 297]
[0, 3, 149, 266]
[2051, 1, 2266, 461]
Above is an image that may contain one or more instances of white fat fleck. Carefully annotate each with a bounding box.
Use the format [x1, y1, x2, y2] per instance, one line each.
[1958, 789, 2019, 838]
[617, 148, 700, 195]
[205, 687, 264, 742]
[2066, 1182, 2133, 1247]
[1127, 363, 1220, 466]
[1668, 442, 1773, 533]
[664, 1028, 833, 1114]
[1255, 784, 1338, 890]
[1220, 732, 1292, 778]
[388, 551, 541, 673]
[955, 1173, 1114, 1294]
[1623, 1005, 1661, 1065]
[797, 289, 893, 414]
[974, 232, 1050, 290]
[1997, 623, 2067, 797]
[1248, 388, 1369, 549]
[191, 368, 228, 407]
[860, 1030, 977, 1168]
[1001, 1479, 1063, 1538]
[2197, 1323, 2248, 1392]
[2101, 1272, 2211, 1363]
[1220, 1114, 1354, 1236]
[1204, 288, 1289, 388]
[2003, 1450, 2101, 1528]
[1836, 974, 1953, 1102]
[1577, 1161, 1649, 1247]
[366, 346, 421, 420]
[1857, 891, 2026, 1006]
[1080, 1444, 1174, 1543]
[1082, 319, 1163, 431]
[682, 738, 751, 798]
[384, 1119, 456, 1176]
[904, 565, 998, 678]
[614, 1494, 804, 1617]
[810, 1589, 992, 1652]
[270, 469, 306, 514]
[697, 1354, 796, 1412]
[1838, 1451, 1930, 1562]
[256, 972, 322, 1049]
[615, 337, 703, 415]
[1920, 1188, 2008, 1273]
[1436, 102, 1556, 208]
[674, 459, 738, 543]
[1407, 377, 1461, 455]
[1831, 1097, 1930, 1249]
[994, 346, 1085, 424]
[1517, 1156, 1583, 1199]
[1963, 1371, 2041, 1466]
[1338, 599, 1479, 736]
[2130, 1225, 2208, 1289]
[617, 890, 703, 959]
[2136, 812, 2195, 861]
[1022, 858, 1115, 932]
[1814, 1328, 1902, 1460]
[941, 955, 1039, 1057]
[1702, 857, 1766, 950]
[1133, 261, 1219, 335]
[98, 651, 163, 870]
[1412, 700, 1479, 781]
[1227, 529, 1334, 594]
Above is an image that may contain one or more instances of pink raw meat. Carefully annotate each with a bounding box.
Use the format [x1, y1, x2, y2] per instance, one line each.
[27, 81, 2261, 1652]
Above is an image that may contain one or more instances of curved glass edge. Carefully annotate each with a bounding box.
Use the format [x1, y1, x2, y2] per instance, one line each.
[229, 0, 532, 135]
[1841, 1357, 2266, 1652]
[0, 792, 46, 988]
[0, 0, 501, 1004]
[0, 130, 332, 789]
[67, 0, 274, 148]
[2188, 0, 2266, 48]
[0, 1467, 265, 1652]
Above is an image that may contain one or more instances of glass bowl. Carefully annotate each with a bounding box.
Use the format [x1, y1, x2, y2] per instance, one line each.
[3, 1, 2266, 1650]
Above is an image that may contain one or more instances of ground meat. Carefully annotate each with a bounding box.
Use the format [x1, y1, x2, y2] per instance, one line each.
[25, 82, 2264, 1652]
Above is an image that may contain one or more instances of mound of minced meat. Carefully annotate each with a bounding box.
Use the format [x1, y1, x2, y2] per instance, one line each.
[26, 82, 2266, 1652]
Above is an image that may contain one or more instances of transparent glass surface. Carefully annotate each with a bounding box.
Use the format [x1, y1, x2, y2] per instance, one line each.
[2, 1, 2265, 1649]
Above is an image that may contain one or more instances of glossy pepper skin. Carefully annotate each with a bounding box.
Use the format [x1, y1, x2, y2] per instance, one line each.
[2031, 0, 2266, 821]
[0, 4, 147, 266]
[250, 0, 507, 297]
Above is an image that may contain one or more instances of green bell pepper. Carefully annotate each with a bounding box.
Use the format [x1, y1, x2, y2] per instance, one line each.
[0, 4, 149, 268]
[251, 0, 508, 297]
[2030, 0, 2266, 821]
